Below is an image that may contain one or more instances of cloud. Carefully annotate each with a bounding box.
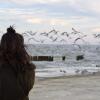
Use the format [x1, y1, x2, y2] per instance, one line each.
[1, 0, 100, 16]
[49, 19, 70, 26]
[0, 0, 66, 5]
[91, 27, 100, 33]
[0, 7, 98, 32]
[67, 0, 100, 14]
[0, 8, 71, 26]
[25, 16, 71, 27]
[27, 18, 43, 24]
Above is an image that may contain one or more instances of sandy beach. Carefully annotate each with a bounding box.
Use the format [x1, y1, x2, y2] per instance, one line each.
[29, 75, 100, 100]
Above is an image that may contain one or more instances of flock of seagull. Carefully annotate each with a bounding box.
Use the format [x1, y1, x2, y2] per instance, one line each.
[22, 28, 91, 45]
[0, 28, 99, 44]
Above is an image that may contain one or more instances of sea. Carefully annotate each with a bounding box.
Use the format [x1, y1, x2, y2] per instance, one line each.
[26, 44, 100, 78]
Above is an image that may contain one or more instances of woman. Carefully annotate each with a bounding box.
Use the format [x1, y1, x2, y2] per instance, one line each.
[0, 26, 36, 100]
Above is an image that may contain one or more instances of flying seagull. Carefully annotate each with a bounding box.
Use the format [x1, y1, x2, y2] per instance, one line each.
[93, 34, 100, 38]
[48, 29, 59, 35]
[26, 31, 37, 36]
[28, 37, 40, 43]
[22, 32, 29, 37]
[40, 32, 49, 37]
[74, 35, 87, 44]
[71, 28, 81, 34]
[61, 32, 69, 37]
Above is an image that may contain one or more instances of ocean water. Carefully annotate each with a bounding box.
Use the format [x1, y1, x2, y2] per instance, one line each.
[28, 44, 100, 78]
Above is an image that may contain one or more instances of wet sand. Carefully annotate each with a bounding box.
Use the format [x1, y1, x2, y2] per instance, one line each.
[29, 75, 100, 100]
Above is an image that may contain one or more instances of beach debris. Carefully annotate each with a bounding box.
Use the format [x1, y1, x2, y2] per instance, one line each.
[75, 69, 80, 74]
[81, 69, 89, 75]
[96, 65, 100, 67]
[92, 71, 100, 75]
[76, 55, 84, 61]
[60, 69, 66, 73]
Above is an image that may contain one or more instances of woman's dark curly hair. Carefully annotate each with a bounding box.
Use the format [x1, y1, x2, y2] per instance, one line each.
[0, 26, 35, 73]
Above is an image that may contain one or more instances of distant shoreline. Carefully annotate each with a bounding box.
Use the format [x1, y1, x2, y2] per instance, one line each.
[35, 72, 100, 82]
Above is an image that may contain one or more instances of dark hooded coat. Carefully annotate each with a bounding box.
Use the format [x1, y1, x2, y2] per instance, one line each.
[0, 62, 35, 100]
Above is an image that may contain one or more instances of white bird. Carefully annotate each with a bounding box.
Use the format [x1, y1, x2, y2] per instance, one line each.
[61, 32, 69, 37]
[52, 37, 58, 42]
[71, 28, 81, 34]
[59, 39, 67, 43]
[22, 32, 29, 37]
[28, 38, 40, 43]
[40, 32, 49, 37]
[48, 29, 59, 35]
[93, 34, 100, 38]
[26, 31, 37, 36]
[74, 35, 87, 44]
[72, 43, 81, 50]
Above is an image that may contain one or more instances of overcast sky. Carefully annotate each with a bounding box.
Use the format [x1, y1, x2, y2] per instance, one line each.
[0, 0, 100, 44]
